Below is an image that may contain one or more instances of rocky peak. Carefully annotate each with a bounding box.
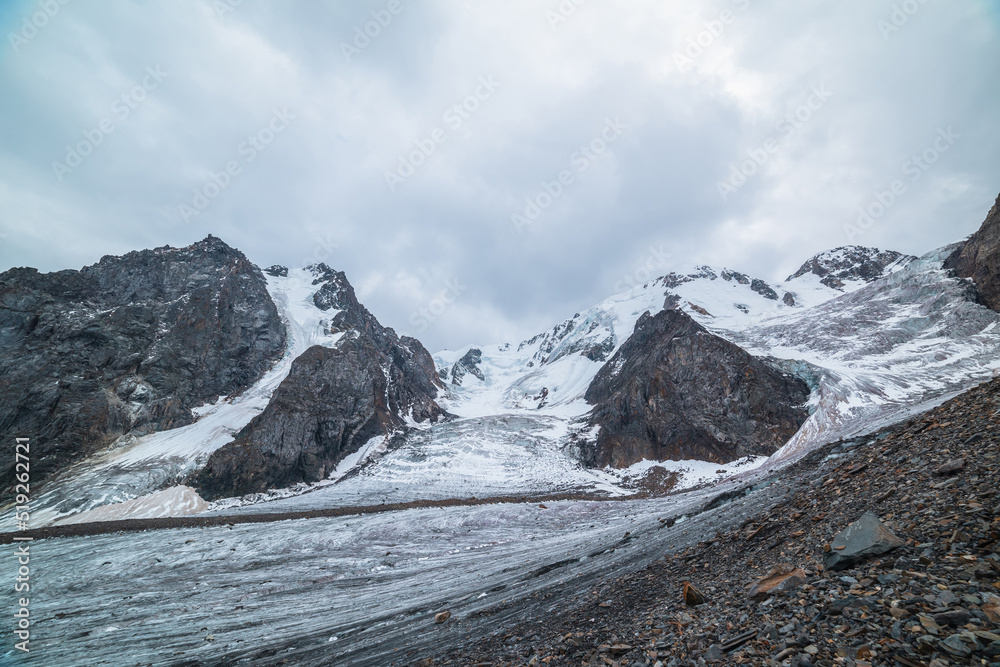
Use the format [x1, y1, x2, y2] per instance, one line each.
[0, 236, 286, 491]
[944, 191, 1000, 312]
[582, 308, 810, 468]
[787, 246, 915, 290]
[194, 264, 446, 499]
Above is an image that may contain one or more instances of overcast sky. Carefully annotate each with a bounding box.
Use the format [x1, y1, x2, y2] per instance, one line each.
[1, 1, 998, 351]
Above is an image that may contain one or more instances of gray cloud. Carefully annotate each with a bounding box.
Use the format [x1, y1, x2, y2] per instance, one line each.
[1, 0, 998, 351]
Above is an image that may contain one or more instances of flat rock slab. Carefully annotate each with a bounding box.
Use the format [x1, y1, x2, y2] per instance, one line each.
[747, 564, 807, 600]
[823, 511, 904, 571]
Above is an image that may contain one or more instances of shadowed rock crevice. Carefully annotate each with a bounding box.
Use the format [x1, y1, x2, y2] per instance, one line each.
[583, 308, 810, 468]
[0, 235, 286, 491]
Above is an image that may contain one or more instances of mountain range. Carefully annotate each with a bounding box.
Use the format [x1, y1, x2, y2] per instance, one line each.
[1, 192, 999, 527]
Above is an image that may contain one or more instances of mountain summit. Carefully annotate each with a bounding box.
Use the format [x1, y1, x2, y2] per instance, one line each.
[786, 245, 915, 290]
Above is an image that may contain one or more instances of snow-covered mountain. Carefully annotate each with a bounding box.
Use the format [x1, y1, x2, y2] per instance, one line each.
[431, 242, 999, 473]
[9, 213, 1000, 528]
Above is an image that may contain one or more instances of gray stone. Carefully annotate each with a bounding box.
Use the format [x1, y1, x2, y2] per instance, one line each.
[940, 634, 973, 658]
[934, 609, 971, 627]
[823, 512, 905, 571]
[704, 645, 724, 662]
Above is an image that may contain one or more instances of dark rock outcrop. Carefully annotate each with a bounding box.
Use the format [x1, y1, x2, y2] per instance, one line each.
[583, 309, 810, 468]
[0, 236, 286, 490]
[264, 265, 288, 277]
[451, 348, 485, 386]
[944, 191, 1000, 311]
[194, 264, 445, 500]
[788, 246, 915, 290]
[751, 278, 779, 301]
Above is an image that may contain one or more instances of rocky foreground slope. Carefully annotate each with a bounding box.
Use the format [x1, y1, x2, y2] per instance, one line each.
[0, 235, 286, 491]
[435, 375, 1000, 667]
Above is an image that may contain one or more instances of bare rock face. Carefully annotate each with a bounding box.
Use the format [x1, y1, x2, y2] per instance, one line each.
[194, 264, 446, 500]
[0, 236, 286, 490]
[788, 246, 915, 290]
[583, 309, 810, 468]
[451, 348, 484, 386]
[944, 191, 1000, 311]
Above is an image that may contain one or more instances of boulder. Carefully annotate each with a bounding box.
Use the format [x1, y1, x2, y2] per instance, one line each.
[747, 564, 808, 600]
[683, 581, 707, 607]
[823, 512, 904, 571]
[934, 458, 966, 476]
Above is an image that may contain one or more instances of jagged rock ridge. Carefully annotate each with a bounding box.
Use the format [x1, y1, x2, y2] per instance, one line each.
[787, 246, 916, 291]
[0, 236, 286, 490]
[194, 264, 446, 500]
[583, 308, 811, 468]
